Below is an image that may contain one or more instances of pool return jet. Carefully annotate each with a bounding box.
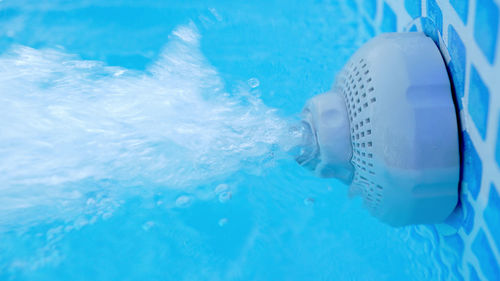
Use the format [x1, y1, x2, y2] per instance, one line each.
[296, 32, 460, 227]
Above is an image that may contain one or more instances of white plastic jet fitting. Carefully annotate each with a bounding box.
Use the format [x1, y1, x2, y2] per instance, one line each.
[298, 32, 460, 226]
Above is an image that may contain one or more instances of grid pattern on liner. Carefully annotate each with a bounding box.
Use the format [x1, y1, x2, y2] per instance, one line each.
[338, 58, 382, 213]
[357, 0, 500, 280]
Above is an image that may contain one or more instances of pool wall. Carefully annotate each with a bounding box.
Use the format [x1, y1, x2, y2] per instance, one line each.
[356, 0, 500, 279]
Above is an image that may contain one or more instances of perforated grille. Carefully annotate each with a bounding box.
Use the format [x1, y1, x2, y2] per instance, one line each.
[338, 58, 383, 212]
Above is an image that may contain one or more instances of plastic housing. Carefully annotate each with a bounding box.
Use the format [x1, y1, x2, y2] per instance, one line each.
[301, 32, 460, 226]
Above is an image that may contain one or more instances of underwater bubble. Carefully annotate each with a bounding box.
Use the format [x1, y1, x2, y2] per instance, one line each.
[46, 226, 63, 241]
[102, 213, 113, 220]
[175, 195, 192, 208]
[214, 183, 229, 194]
[142, 221, 156, 231]
[74, 217, 89, 229]
[86, 198, 97, 206]
[208, 8, 223, 22]
[304, 197, 315, 206]
[247, 77, 260, 88]
[0, 23, 294, 231]
[218, 218, 228, 227]
[218, 191, 232, 203]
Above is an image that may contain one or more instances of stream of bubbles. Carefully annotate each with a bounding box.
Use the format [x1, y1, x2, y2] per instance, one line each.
[0, 23, 303, 233]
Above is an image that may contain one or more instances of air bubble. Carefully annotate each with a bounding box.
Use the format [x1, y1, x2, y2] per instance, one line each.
[247, 77, 260, 88]
[102, 213, 113, 220]
[142, 221, 155, 231]
[304, 197, 315, 206]
[209, 8, 223, 22]
[218, 218, 228, 227]
[175, 195, 192, 208]
[215, 184, 229, 194]
[218, 191, 232, 203]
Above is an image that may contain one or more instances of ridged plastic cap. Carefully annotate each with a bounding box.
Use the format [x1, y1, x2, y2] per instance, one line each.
[300, 92, 354, 184]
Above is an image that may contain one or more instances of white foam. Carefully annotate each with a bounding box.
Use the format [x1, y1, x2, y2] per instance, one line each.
[0, 23, 295, 231]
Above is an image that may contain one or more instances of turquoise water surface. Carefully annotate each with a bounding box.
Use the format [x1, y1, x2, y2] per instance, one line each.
[0, 1, 451, 280]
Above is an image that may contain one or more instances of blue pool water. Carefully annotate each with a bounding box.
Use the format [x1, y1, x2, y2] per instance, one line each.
[0, 1, 458, 280]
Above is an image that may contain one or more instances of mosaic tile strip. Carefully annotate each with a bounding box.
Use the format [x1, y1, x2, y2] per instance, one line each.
[356, 0, 500, 279]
